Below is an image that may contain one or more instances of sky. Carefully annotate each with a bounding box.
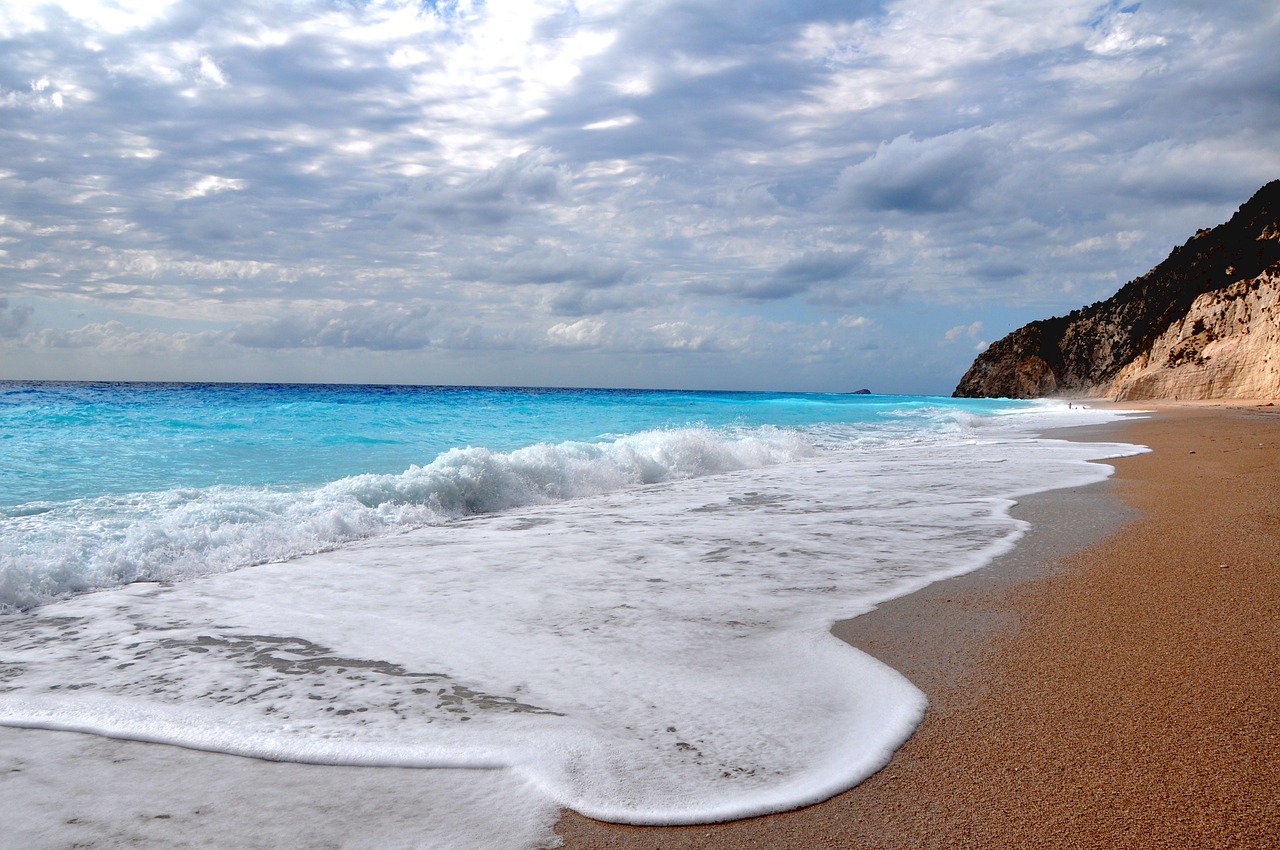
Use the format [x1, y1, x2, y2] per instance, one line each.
[0, 0, 1277, 394]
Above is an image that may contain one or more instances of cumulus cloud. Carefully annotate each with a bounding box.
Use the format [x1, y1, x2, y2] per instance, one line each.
[546, 317, 606, 348]
[643, 320, 722, 352]
[945, 321, 984, 343]
[835, 131, 995, 214]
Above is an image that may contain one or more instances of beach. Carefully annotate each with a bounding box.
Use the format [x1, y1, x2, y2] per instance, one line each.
[558, 402, 1280, 848]
[4, 400, 1276, 848]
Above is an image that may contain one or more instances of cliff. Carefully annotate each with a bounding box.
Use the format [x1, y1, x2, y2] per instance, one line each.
[954, 180, 1280, 400]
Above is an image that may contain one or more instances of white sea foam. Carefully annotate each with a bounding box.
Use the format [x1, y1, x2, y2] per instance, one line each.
[0, 426, 813, 611]
[0, 403, 1145, 848]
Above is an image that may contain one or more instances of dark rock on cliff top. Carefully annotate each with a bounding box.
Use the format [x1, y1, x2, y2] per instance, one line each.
[954, 179, 1280, 398]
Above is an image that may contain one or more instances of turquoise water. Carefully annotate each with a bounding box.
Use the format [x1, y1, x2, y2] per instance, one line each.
[0, 381, 1023, 610]
[0, 380, 1144, 845]
[1, 381, 1014, 507]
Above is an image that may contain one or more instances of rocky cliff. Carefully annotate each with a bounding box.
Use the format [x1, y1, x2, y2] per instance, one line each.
[1102, 270, 1280, 400]
[954, 180, 1280, 400]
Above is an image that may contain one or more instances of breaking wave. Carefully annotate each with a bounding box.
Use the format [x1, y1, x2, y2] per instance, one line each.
[1, 426, 814, 610]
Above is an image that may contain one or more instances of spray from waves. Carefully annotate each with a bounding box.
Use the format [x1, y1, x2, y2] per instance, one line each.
[877, 398, 1077, 438]
[0, 426, 815, 611]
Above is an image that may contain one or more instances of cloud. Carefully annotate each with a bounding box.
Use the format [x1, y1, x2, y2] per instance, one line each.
[175, 174, 246, 201]
[835, 130, 994, 214]
[1109, 138, 1276, 204]
[545, 285, 648, 318]
[967, 260, 1028, 281]
[546, 317, 606, 348]
[23, 321, 218, 355]
[743, 250, 863, 301]
[1086, 5, 1168, 56]
[1, 78, 67, 110]
[383, 149, 566, 232]
[230, 305, 434, 351]
[196, 55, 228, 88]
[642, 320, 724, 352]
[0, 0, 1277, 393]
[808, 278, 905, 308]
[451, 245, 629, 289]
[773, 251, 861, 283]
[0, 299, 34, 337]
[439, 324, 525, 352]
[944, 321, 984, 343]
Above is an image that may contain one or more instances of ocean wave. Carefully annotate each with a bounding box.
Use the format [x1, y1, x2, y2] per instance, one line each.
[0, 426, 815, 611]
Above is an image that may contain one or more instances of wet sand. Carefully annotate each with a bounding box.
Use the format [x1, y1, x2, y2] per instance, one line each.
[558, 402, 1280, 849]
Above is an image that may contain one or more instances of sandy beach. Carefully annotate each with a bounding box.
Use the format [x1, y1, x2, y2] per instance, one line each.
[4, 402, 1276, 849]
[558, 402, 1280, 849]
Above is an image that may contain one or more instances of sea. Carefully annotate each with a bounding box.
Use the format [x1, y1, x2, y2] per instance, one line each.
[0, 382, 1145, 848]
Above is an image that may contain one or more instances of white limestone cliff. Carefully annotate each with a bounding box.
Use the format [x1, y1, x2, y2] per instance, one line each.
[1106, 268, 1280, 400]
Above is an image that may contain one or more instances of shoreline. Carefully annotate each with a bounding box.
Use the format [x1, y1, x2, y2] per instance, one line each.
[831, 412, 1144, 695]
[5, 401, 1274, 848]
[558, 401, 1280, 848]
